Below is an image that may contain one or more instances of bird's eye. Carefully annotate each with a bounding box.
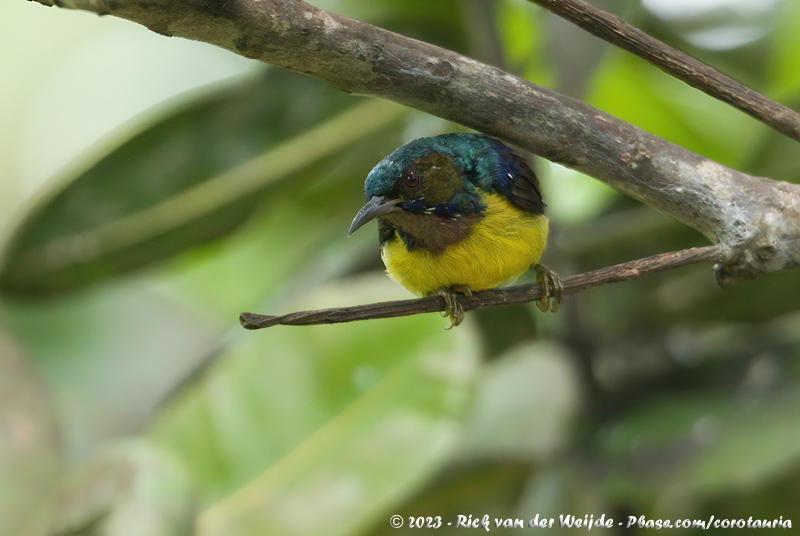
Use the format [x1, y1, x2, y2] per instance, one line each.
[403, 170, 420, 189]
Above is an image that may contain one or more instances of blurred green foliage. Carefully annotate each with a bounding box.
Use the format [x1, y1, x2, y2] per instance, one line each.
[1, 0, 799, 535]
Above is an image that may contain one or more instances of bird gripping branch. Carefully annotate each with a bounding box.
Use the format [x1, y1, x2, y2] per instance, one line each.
[349, 133, 562, 328]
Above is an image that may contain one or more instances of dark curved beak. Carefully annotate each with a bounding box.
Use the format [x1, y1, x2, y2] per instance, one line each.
[348, 195, 399, 235]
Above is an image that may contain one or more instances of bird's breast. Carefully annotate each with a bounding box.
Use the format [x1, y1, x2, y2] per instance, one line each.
[381, 193, 549, 296]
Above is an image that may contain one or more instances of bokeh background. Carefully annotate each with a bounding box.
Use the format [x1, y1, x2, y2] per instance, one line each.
[1, 0, 799, 534]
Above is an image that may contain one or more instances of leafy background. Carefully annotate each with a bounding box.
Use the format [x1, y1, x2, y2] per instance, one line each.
[1, 0, 799, 534]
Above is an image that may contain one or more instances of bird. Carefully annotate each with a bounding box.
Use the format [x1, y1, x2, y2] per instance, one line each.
[348, 133, 561, 328]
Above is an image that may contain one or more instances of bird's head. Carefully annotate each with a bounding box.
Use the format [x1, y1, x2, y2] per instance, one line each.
[348, 136, 486, 250]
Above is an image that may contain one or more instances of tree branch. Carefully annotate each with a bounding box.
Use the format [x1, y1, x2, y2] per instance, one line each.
[240, 245, 724, 328]
[530, 0, 800, 143]
[27, 0, 800, 281]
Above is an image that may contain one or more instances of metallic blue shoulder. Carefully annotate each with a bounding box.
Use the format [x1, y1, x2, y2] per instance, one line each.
[447, 134, 545, 216]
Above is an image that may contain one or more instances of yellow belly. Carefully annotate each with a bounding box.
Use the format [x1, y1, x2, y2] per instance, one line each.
[382, 193, 549, 296]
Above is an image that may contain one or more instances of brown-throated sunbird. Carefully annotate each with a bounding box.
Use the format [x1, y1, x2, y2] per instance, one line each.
[349, 133, 561, 328]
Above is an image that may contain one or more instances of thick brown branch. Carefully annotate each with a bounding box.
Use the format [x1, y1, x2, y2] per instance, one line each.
[27, 0, 800, 280]
[240, 245, 724, 329]
[530, 0, 800, 142]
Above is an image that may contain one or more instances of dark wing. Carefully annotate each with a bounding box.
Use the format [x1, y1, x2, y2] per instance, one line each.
[488, 141, 545, 215]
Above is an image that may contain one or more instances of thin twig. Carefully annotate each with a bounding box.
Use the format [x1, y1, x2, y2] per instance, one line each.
[530, 0, 800, 142]
[240, 244, 724, 329]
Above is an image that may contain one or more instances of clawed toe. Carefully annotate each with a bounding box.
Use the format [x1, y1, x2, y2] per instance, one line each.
[533, 264, 563, 313]
[433, 286, 472, 329]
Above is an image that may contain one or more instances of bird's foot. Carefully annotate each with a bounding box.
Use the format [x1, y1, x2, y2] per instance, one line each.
[533, 264, 562, 313]
[433, 285, 473, 329]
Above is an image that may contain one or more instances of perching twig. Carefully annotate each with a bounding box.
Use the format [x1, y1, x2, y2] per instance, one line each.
[530, 0, 800, 142]
[240, 244, 724, 329]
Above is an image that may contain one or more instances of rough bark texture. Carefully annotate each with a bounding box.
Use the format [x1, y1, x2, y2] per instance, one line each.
[28, 0, 800, 281]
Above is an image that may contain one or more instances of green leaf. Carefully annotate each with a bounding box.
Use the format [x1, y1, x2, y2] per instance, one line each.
[1, 280, 223, 454]
[497, 0, 555, 87]
[150, 276, 479, 533]
[0, 69, 406, 295]
[198, 345, 476, 536]
[588, 52, 760, 169]
[767, 1, 800, 98]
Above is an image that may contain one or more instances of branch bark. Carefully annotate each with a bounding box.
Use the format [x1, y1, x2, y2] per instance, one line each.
[28, 0, 800, 281]
[239, 245, 724, 328]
